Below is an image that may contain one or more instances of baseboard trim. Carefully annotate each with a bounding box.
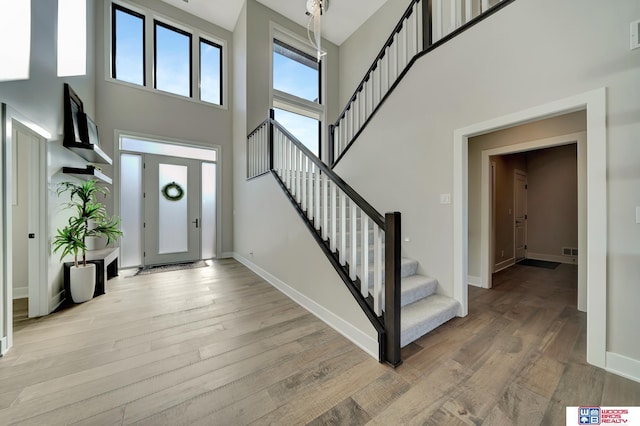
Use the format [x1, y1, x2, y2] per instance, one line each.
[526, 252, 577, 265]
[0, 337, 7, 356]
[218, 252, 235, 259]
[50, 290, 65, 313]
[494, 258, 515, 273]
[12, 286, 28, 299]
[606, 352, 640, 384]
[468, 275, 483, 288]
[233, 253, 378, 359]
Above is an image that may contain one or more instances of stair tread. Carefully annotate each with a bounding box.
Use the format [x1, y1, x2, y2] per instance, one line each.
[401, 275, 438, 307]
[400, 295, 460, 347]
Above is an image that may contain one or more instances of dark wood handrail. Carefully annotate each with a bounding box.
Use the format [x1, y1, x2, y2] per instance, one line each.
[247, 112, 402, 366]
[330, 0, 516, 168]
[333, 0, 421, 126]
[253, 114, 387, 229]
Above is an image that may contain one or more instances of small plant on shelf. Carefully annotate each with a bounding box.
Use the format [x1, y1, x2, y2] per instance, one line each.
[53, 180, 122, 302]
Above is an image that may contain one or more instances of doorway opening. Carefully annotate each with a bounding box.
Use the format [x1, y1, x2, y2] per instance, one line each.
[453, 88, 607, 368]
[487, 143, 579, 288]
[1, 104, 50, 355]
[118, 135, 220, 269]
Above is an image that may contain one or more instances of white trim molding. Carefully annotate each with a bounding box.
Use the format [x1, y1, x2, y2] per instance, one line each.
[467, 275, 482, 287]
[13, 286, 28, 299]
[0, 336, 7, 356]
[494, 258, 515, 274]
[453, 88, 607, 370]
[526, 252, 577, 265]
[606, 352, 640, 384]
[233, 253, 378, 359]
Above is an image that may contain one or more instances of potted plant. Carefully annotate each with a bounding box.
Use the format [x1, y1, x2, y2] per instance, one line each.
[53, 180, 122, 303]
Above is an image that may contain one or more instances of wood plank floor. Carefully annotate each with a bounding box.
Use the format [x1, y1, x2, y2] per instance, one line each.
[1, 259, 639, 425]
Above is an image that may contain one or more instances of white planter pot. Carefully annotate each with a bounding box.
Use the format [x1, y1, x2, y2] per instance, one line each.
[69, 264, 96, 303]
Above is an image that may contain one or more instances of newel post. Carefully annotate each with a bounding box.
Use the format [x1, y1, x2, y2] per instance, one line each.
[384, 211, 402, 367]
[268, 109, 275, 171]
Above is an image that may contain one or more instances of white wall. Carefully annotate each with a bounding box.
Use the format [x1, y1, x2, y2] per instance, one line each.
[94, 0, 235, 256]
[0, 0, 97, 312]
[334, 0, 640, 363]
[233, 0, 377, 356]
[527, 144, 578, 261]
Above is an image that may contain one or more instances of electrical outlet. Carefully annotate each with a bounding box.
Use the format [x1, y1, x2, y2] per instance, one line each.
[636, 206, 640, 224]
[440, 194, 451, 204]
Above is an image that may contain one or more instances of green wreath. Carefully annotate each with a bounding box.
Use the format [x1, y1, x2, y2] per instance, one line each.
[161, 182, 184, 201]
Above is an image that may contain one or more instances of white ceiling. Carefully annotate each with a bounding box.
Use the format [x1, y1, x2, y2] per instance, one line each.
[159, 0, 388, 45]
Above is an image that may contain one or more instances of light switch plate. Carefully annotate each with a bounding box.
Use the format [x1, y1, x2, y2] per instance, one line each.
[440, 194, 451, 204]
[632, 20, 640, 50]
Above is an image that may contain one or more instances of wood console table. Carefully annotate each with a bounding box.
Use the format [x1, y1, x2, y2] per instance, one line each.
[63, 247, 119, 301]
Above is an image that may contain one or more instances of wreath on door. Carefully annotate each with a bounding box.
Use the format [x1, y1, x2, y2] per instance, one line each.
[161, 181, 184, 201]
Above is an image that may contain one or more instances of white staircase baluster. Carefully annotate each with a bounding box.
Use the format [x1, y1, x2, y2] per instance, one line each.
[350, 204, 358, 281]
[330, 180, 337, 252]
[373, 225, 383, 315]
[339, 191, 346, 265]
[314, 165, 320, 229]
[301, 155, 307, 210]
[322, 174, 329, 240]
[361, 215, 369, 297]
[307, 159, 313, 219]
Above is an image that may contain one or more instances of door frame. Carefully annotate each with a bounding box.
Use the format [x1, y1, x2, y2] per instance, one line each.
[1, 104, 50, 355]
[115, 131, 222, 268]
[453, 88, 606, 368]
[513, 168, 527, 263]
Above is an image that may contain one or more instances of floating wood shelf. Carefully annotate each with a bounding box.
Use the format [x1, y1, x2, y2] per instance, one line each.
[62, 166, 112, 185]
[64, 142, 113, 165]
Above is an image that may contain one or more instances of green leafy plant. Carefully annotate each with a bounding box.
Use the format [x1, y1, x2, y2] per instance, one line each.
[53, 180, 123, 268]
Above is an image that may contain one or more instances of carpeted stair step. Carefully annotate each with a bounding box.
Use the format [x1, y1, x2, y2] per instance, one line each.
[364, 257, 418, 288]
[401, 275, 438, 307]
[401, 295, 460, 347]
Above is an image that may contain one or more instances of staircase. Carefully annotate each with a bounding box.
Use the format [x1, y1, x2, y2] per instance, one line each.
[247, 113, 460, 364]
[246, 0, 516, 363]
[396, 259, 459, 347]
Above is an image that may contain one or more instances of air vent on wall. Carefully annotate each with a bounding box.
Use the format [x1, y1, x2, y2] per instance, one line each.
[562, 247, 578, 256]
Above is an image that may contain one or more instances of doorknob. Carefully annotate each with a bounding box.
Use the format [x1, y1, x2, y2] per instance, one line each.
[192, 218, 199, 228]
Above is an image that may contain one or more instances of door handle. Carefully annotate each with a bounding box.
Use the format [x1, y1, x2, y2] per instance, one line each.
[192, 218, 199, 228]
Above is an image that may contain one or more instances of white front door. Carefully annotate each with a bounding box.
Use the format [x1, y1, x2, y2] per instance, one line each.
[514, 170, 528, 261]
[144, 154, 201, 266]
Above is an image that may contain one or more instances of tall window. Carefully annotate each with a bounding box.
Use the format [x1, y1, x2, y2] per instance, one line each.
[272, 37, 323, 157]
[112, 4, 145, 86]
[200, 38, 222, 105]
[154, 21, 192, 97]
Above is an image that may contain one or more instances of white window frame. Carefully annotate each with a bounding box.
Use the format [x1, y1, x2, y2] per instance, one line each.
[270, 23, 327, 159]
[106, 0, 228, 109]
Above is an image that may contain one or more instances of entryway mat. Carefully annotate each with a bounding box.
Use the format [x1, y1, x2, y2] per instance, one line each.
[517, 259, 560, 269]
[133, 260, 208, 276]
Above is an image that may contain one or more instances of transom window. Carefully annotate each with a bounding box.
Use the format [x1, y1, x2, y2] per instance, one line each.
[110, 1, 224, 107]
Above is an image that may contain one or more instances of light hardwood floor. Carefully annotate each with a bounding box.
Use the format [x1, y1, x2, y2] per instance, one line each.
[2, 259, 639, 425]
